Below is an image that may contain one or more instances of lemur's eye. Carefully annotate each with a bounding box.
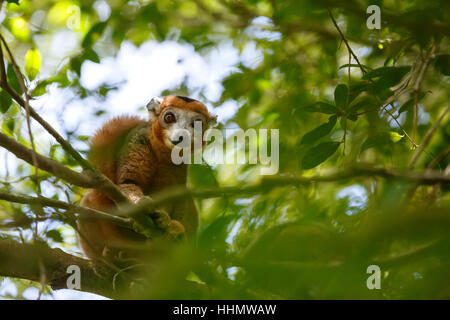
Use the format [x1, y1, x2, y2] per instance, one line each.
[164, 112, 176, 124]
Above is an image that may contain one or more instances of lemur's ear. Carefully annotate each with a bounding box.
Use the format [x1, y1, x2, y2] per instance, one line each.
[208, 114, 218, 127]
[146, 97, 162, 120]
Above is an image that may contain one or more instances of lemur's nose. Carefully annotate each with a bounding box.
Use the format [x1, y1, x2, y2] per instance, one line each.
[170, 136, 184, 145]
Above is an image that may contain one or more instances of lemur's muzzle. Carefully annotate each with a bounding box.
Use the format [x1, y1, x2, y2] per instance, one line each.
[170, 136, 185, 145]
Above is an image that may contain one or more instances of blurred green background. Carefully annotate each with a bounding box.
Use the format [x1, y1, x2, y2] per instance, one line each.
[0, 0, 449, 299]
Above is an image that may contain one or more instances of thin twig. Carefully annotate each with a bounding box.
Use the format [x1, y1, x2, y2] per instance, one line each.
[413, 90, 419, 145]
[383, 104, 416, 148]
[409, 105, 450, 169]
[427, 145, 450, 170]
[0, 190, 131, 227]
[328, 9, 366, 75]
[342, 49, 351, 155]
[412, 44, 436, 146]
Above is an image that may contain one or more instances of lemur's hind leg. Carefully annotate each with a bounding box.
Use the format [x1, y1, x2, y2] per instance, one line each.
[79, 189, 145, 261]
[78, 189, 116, 260]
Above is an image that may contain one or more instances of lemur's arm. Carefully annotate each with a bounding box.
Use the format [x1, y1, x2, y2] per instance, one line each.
[119, 184, 144, 203]
[116, 127, 156, 203]
[114, 130, 180, 236]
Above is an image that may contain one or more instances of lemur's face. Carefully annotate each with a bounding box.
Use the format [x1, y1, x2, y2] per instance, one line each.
[159, 107, 208, 149]
[147, 96, 217, 150]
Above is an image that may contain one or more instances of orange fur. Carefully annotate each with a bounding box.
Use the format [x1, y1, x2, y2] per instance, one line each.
[158, 96, 211, 116]
[78, 96, 213, 261]
[89, 116, 146, 181]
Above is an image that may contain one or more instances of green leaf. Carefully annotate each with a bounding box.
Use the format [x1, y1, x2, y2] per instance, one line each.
[363, 66, 411, 99]
[84, 48, 100, 63]
[348, 81, 369, 103]
[198, 214, 237, 251]
[46, 229, 64, 243]
[4, 118, 15, 134]
[360, 131, 403, 153]
[25, 48, 41, 81]
[31, 79, 54, 97]
[347, 95, 378, 120]
[398, 99, 414, 114]
[301, 116, 337, 145]
[222, 70, 252, 100]
[81, 22, 108, 49]
[70, 56, 83, 76]
[338, 63, 372, 70]
[189, 164, 218, 188]
[0, 90, 12, 113]
[433, 55, 450, 76]
[31, 75, 68, 96]
[7, 64, 22, 94]
[398, 92, 427, 114]
[383, 40, 409, 66]
[302, 141, 340, 169]
[77, 135, 89, 141]
[362, 66, 410, 80]
[303, 102, 337, 114]
[334, 84, 348, 109]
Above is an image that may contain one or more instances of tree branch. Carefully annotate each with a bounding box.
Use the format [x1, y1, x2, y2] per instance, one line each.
[0, 239, 117, 298]
[0, 133, 166, 238]
[120, 166, 450, 218]
[0, 191, 131, 228]
[0, 132, 94, 188]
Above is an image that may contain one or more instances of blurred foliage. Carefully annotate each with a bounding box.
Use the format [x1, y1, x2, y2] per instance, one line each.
[0, 0, 449, 299]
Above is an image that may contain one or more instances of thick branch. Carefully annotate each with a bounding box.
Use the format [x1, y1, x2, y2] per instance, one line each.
[0, 239, 116, 298]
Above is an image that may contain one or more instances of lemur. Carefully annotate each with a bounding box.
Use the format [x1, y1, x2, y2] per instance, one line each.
[78, 95, 217, 260]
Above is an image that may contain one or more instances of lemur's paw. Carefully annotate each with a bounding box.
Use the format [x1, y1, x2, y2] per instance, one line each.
[116, 250, 139, 264]
[102, 246, 123, 262]
[102, 246, 112, 258]
[166, 220, 186, 242]
[149, 209, 171, 230]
